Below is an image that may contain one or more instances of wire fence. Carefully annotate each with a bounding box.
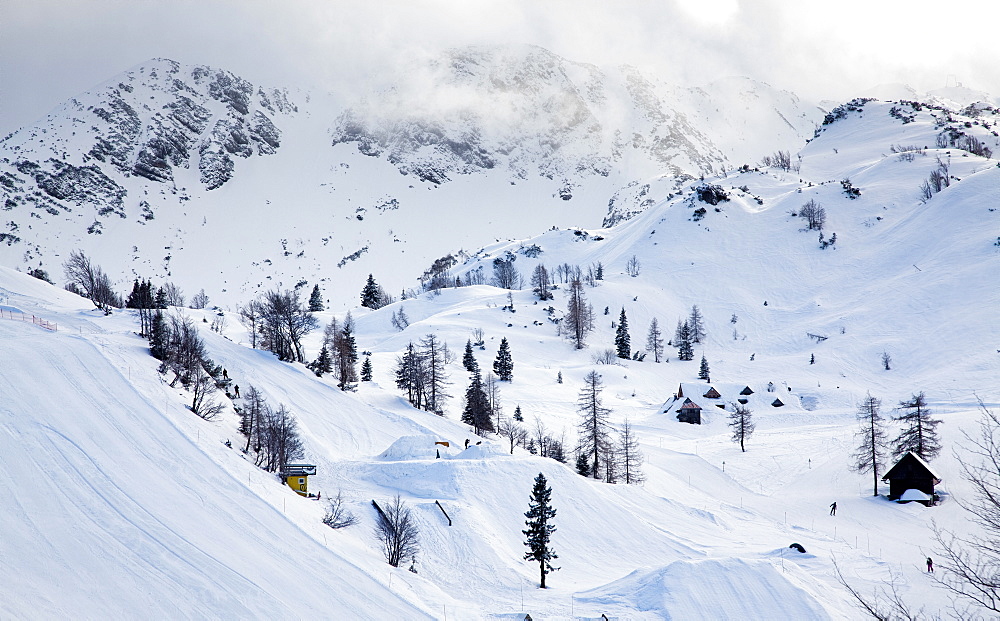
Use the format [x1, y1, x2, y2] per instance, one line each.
[0, 308, 57, 331]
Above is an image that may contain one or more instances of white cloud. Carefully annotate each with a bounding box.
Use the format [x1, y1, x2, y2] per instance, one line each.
[1, 0, 997, 135]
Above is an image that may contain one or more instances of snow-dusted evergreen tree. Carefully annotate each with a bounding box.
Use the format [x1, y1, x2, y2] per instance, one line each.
[646, 317, 664, 363]
[493, 337, 514, 381]
[676, 321, 694, 361]
[308, 284, 324, 312]
[462, 368, 493, 435]
[420, 333, 451, 415]
[530, 264, 553, 301]
[334, 312, 358, 391]
[618, 419, 645, 484]
[360, 274, 381, 309]
[852, 393, 887, 496]
[577, 371, 612, 479]
[564, 278, 594, 349]
[513, 405, 524, 422]
[523, 472, 558, 589]
[615, 308, 631, 359]
[239, 384, 266, 453]
[148, 310, 169, 360]
[892, 392, 942, 460]
[728, 403, 755, 452]
[309, 345, 333, 377]
[360, 355, 373, 382]
[463, 339, 479, 372]
[699, 355, 710, 381]
[556, 371, 563, 384]
[595, 262, 604, 280]
[395, 342, 426, 409]
[688, 305, 706, 343]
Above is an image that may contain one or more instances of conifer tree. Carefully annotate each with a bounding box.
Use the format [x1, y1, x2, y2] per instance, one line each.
[308, 284, 324, 312]
[699, 355, 711, 382]
[395, 342, 425, 409]
[463, 339, 478, 372]
[361, 274, 381, 309]
[420, 333, 451, 414]
[523, 472, 558, 588]
[728, 403, 755, 452]
[360, 355, 373, 382]
[595, 262, 604, 280]
[689, 305, 706, 343]
[618, 420, 645, 484]
[530, 264, 553, 301]
[676, 321, 694, 361]
[646, 317, 664, 363]
[575, 452, 589, 476]
[615, 308, 631, 359]
[310, 345, 333, 377]
[577, 371, 612, 479]
[564, 278, 594, 349]
[514, 405, 524, 422]
[852, 393, 887, 496]
[335, 313, 358, 390]
[892, 392, 942, 460]
[493, 337, 514, 381]
[462, 368, 493, 435]
[148, 310, 169, 360]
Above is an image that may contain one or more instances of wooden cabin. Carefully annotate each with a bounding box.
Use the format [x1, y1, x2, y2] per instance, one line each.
[882, 452, 941, 503]
[677, 398, 703, 424]
[703, 387, 722, 399]
[280, 462, 317, 496]
[740, 386, 754, 396]
[771, 398, 784, 407]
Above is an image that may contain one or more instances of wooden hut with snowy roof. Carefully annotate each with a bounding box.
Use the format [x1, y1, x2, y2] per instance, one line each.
[676, 398, 703, 424]
[882, 452, 941, 503]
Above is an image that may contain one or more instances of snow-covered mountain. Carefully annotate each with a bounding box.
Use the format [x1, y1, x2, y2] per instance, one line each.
[0, 46, 821, 307]
[2, 90, 998, 619]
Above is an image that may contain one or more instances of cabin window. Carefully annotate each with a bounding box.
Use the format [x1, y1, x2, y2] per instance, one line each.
[299, 478, 305, 485]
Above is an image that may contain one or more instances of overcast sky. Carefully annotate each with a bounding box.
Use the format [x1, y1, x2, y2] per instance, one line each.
[2, 0, 997, 135]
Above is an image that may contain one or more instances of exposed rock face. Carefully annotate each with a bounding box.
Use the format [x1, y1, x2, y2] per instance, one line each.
[0, 58, 296, 221]
[330, 45, 726, 191]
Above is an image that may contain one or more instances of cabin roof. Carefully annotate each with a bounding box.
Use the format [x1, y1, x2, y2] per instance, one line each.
[882, 451, 941, 483]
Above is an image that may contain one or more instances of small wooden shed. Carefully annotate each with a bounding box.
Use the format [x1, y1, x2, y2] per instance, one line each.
[882, 452, 941, 502]
[703, 387, 722, 399]
[677, 398, 703, 424]
[280, 462, 317, 496]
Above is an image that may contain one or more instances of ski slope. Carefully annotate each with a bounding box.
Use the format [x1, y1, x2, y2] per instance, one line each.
[1, 99, 999, 618]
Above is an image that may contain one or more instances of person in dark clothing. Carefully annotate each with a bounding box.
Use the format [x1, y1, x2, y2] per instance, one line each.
[829, 501, 837, 516]
[926, 557, 933, 572]
[233, 384, 240, 398]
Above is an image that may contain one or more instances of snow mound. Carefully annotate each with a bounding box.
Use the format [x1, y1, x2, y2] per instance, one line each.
[452, 441, 507, 459]
[898, 489, 931, 502]
[579, 557, 832, 620]
[376, 435, 458, 460]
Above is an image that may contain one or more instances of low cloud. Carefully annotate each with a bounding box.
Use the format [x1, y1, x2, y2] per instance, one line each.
[1, 0, 997, 134]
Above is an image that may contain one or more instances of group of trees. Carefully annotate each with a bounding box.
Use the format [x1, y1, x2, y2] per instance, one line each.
[850, 391, 943, 496]
[574, 371, 644, 484]
[237, 385, 305, 472]
[148, 311, 229, 419]
[308, 314, 359, 390]
[672, 306, 705, 361]
[240, 289, 318, 362]
[395, 334, 453, 414]
[63, 250, 121, 313]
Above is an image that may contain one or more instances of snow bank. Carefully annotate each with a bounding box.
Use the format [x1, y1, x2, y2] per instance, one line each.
[579, 557, 833, 620]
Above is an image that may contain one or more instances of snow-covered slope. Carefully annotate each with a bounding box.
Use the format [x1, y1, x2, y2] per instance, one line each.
[2, 94, 999, 618]
[0, 46, 823, 307]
